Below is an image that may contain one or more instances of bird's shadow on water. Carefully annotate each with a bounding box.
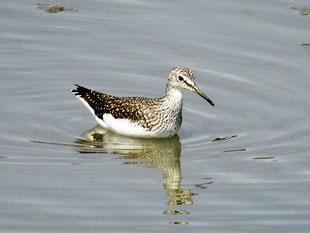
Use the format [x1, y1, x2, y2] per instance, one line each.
[75, 124, 213, 224]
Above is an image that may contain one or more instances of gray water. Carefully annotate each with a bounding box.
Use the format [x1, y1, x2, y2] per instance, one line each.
[1, 0, 310, 232]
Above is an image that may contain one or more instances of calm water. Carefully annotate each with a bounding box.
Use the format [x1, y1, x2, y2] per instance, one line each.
[1, 0, 310, 232]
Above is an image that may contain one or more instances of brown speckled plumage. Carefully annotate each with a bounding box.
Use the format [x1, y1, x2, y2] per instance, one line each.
[72, 67, 214, 138]
[72, 85, 169, 130]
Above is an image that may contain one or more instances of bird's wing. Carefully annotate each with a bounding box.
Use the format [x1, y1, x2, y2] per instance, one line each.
[72, 85, 149, 123]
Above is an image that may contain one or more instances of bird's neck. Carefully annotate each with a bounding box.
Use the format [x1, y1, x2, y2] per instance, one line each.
[163, 87, 183, 108]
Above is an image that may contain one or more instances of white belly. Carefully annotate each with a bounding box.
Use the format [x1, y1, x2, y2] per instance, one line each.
[94, 113, 177, 138]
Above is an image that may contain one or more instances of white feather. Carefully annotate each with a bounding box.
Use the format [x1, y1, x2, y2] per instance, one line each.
[102, 114, 177, 138]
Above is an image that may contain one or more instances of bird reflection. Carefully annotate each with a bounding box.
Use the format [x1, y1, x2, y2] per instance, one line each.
[74, 124, 195, 208]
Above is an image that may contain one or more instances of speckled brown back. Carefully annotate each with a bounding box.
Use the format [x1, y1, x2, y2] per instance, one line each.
[72, 85, 164, 129]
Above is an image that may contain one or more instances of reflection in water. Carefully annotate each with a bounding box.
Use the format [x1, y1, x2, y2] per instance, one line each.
[75, 125, 212, 222]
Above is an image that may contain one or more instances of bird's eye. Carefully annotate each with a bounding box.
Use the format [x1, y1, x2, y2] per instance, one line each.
[178, 76, 184, 81]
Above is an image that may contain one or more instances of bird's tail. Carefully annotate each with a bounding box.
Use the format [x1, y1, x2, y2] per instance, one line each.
[71, 84, 91, 98]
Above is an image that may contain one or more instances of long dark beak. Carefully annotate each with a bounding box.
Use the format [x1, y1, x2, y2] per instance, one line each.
[193, 86, 214, 106]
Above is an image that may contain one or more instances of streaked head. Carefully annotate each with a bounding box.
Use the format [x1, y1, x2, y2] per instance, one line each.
[167, 66, 214, 106]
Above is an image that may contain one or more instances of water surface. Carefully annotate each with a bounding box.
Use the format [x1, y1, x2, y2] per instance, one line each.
[1, 0, 310, 232]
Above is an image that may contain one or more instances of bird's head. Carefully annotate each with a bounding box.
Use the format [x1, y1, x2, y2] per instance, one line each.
[167, 66, 214, 106]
